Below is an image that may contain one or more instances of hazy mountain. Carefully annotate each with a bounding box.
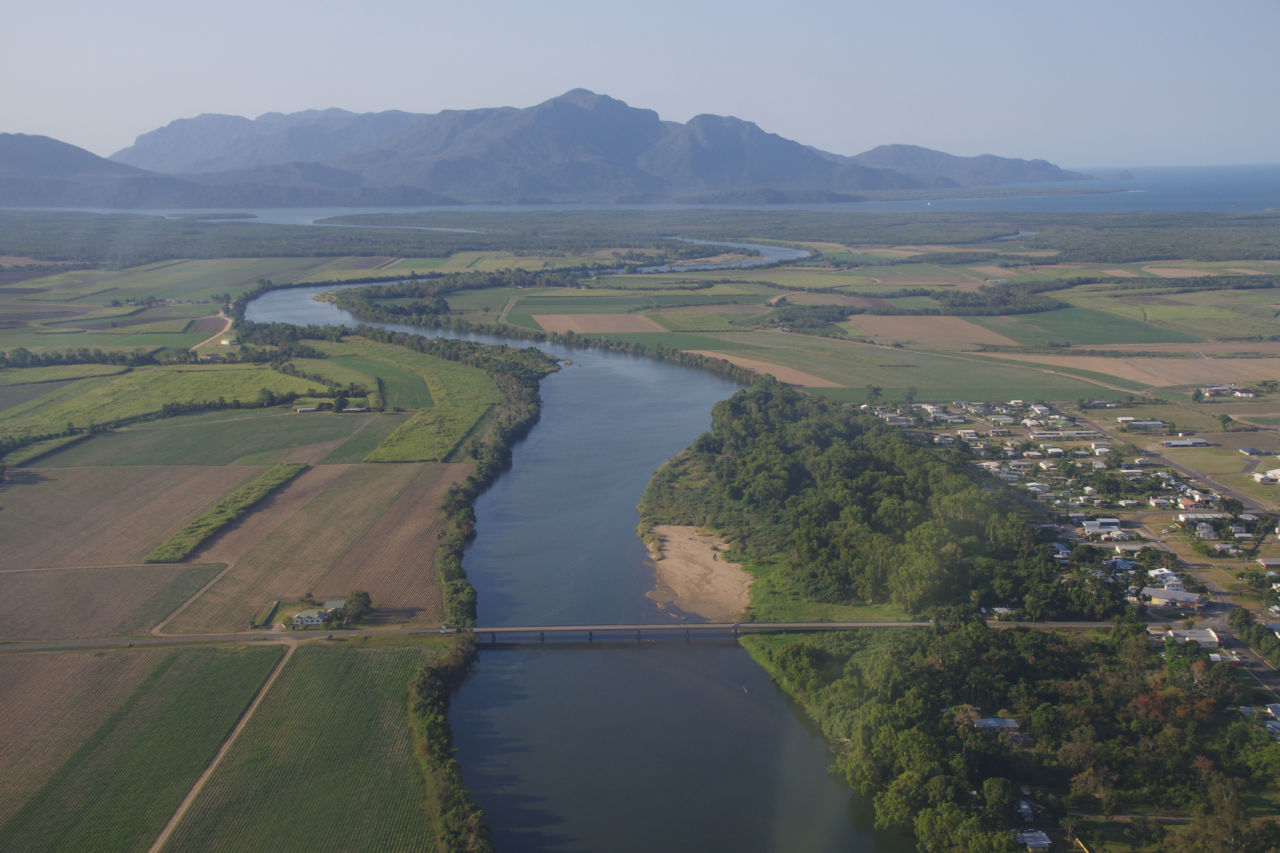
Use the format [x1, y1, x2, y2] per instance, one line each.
[851, 143, 1087, 186]
[4, 92, 1085, 207]
[111, 108, 423, 174]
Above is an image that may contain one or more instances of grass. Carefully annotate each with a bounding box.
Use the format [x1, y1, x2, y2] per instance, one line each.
[164, 644, 441, 853]
[145, 462, 308, 562]
[970, 307, 1203, 346]
[0, 364, 322, 441]
[29, 408, 381, 467]
[362, 406, 491, 462]
[0, 364, 129, 385]
[0, 645, 283, 853]
[320, 413, 411, 463]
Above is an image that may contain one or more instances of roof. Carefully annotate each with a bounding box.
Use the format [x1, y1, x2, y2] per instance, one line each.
[1015, 830, 1052, 849]
[1142, 587, 1203, 604]
[323, 599, 347, 611]
[975, 717, 1019, 729]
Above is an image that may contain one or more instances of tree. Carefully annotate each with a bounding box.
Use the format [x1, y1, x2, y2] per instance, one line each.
[1218, 413, 1233, 431]
[342, 590, 372, 624]
[866, 384, 883, 404]
[1192, 388, 1204, 402]
[904, 386, 918, 406]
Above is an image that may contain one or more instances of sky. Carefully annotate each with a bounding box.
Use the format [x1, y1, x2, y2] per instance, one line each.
[5, 0, 1278, 168]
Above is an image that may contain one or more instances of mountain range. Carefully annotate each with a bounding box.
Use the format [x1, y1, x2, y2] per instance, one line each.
[2, 89, 1086, 208]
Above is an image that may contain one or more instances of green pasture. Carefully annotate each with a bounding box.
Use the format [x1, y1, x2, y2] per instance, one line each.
[0, 380, 77, 414]
[319, 413, 411, 463]
[287, 356, 378, 390]
[1160, 446, 1251, 476]
[0, 364, 321, 441]
[1218, 474, 1280, 508]
[362, 403, 491, 462]
[650, 306, 767, 332]
[970, 306, 1202, 346]
[164, 645, 439, 852]
[0, 326, 202, 353]
[19, 258, 329, 303]
[0, 645, 283, 852]
[27, 408, 379, 467]
[598, 330, 1132, 401]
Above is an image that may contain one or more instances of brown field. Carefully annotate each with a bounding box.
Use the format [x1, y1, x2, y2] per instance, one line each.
[1229, 268, 1268, 275]
[165, 462, 470, 632]
[0, 649, 167, 824]
[845, 315, 1022, 348]
[532, 314, 668, 333]
[0, 564, 220, 640]
[1142, 266, 1218, 278]
[980, 352, 1280, 387]
[1104, 268, 1141, 277]
[970, 265, 1017, 278]
[1097, 340, 1280, 355]
[683, 350, 840, 387]
[0, 466, 261, 571]
[188, 315, 227, 338]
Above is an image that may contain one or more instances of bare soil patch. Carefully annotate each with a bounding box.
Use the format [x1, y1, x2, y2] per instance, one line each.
[970, 265, 1016, 278]
[1142, 266, 1217, 278]
[0, 563, 219, 640]
[318, 461, 471, 624]
[1229, 268, 1268, 275]
[0, 466, 261, 571]
[166, 462, 461, 633]
[1098, 341, 1280, 355]
[0, 649, 165, 824]
[846, 315, 1022, 348]
[646, 525, 753, 621]
[981, 352, 1280, 386]
[682, 350, 840, 387]
[533, 314, 667, 334]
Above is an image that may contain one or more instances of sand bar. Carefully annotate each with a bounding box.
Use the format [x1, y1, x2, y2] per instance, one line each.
[646, 525, 753, 621]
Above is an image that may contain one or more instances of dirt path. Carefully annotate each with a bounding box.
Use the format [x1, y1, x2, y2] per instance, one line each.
[189, 312, 232, 351]
[147, 641, 295, 853]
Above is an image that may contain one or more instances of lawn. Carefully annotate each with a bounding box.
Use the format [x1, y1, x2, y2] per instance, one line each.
[163, 645, 440, 853]
[0, 645, 283, 852]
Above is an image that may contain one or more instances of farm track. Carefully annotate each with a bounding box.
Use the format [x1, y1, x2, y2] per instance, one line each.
[189, 312, 232, 351]
[146, 642, 295, 853]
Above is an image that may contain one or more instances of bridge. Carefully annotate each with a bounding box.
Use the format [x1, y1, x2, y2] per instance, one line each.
[458, 619, 1114, 643]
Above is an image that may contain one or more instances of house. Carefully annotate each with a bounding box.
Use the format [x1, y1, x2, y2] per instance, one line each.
[1142, 587, 1204, 609]
[1015, 830, 1052, 850]
[292, 609, 326, 628]
[1154, 628, 1220, 648]
[975, 717, 1019, 730]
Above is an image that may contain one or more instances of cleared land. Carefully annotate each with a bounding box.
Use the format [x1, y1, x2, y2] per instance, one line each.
[0, 649, 169, 826]
[0, 563, 223, 640]
[646, 525, 753, 621]
[981, 352, 1280, 387]
[0, 646, 282, 852]
[533, 313, 668, 333]
[683, 349, 841, 387]
[163, 645, 438, 853]
[166, 462, 470, 633]
[0, 465, 261, 570]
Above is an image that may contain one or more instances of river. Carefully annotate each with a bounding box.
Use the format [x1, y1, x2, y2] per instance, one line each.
[246, 282, 905, 852]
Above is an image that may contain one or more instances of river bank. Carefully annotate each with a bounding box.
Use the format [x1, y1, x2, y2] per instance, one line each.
[644, 524, 753, 621]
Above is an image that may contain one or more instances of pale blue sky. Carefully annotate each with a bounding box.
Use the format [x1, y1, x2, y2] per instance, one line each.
[6, 0, 1277, 167]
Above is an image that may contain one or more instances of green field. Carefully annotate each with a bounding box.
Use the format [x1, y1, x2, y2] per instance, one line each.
[17, 258, 329, 303]
[0, 646, 283, 852]
[27, 408, 386, 467]
[970, 306, 1203, 346]
[0, 364, 322, 441]
[0, 364, 130, 385]
[164, 645, 439, 853]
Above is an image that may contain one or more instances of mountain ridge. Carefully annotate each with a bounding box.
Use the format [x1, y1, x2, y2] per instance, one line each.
[2, 91, 1088, 207]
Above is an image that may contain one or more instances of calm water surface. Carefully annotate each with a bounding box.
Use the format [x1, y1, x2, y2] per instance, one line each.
[247, 284, 899, 852]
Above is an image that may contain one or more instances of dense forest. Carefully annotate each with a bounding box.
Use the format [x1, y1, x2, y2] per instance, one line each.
[639, 382, 1127, 618]
[746, 621, 1280, 852]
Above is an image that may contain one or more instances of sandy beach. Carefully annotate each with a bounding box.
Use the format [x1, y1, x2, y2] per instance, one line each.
[645, 525, 753, 621]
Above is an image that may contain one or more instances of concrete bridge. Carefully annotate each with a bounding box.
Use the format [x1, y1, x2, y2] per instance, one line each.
[462, 619, 1113, 644]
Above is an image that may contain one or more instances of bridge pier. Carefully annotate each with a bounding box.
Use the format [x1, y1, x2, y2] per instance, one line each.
[539, 631, 544, 643]
[636, 630, 642, 643]
[490, 632, 496, 643]
[588, 630, 593, 643]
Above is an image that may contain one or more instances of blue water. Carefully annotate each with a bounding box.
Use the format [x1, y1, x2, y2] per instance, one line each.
[28, 164, 1280, 223]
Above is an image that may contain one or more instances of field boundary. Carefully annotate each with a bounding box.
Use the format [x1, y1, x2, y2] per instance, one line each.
[146, 642, 294, 853]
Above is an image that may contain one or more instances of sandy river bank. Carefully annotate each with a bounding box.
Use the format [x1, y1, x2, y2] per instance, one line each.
[645, 525, 753, 621]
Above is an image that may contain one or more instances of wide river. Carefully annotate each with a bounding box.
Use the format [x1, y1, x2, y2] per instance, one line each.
[246, 282, 906, 852]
